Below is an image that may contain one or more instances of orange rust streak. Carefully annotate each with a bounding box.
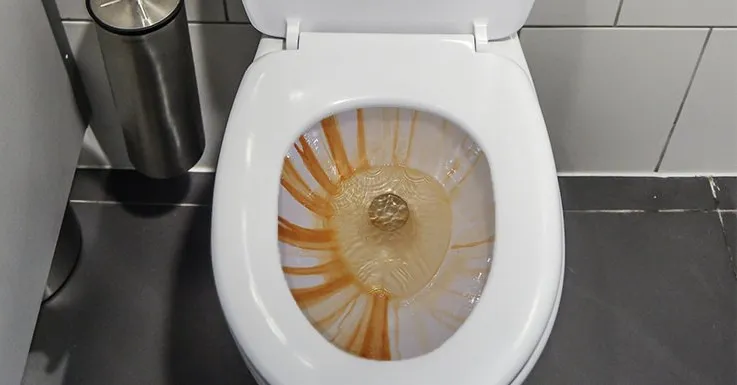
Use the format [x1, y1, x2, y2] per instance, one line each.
[283, 259, 344, 276]
[360, 293, 392, 360]
[294, 137, 337, 195]
[450, 236, 495, 250]
[321, 116, 353, 179]
[281, 159, 333, 218]
[330, 298, 360, 343]
[403, 110, 418, 165]
[356, 109, 369, 170]
[441, 159, 461, 184]
[314, 291, 361, 330]
[391, 109, 400, 164]
[290, 274, 354, 308]
[278, 217, 335, 250]
[346, 300, 370, 354]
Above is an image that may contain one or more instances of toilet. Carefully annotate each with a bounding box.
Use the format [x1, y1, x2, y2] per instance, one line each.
[212, 0, 564, 384]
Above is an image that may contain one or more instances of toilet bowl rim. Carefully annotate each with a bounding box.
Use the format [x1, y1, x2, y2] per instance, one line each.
[212, 43, 564, 385]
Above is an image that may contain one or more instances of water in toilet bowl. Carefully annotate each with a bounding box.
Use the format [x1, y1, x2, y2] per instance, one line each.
[278, 107, 495, 361]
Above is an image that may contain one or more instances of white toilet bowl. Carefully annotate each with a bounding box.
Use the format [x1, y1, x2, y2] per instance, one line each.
[212, 1, 564, 384]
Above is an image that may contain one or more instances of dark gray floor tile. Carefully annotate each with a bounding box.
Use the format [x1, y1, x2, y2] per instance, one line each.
[559, 177, 716, 211]
[22, 203, 254, 385]
[525, 212, 737, 385]
[714, 178, 737, 209]
[722, 212, 737, 278]
[69, 169, 214, 205]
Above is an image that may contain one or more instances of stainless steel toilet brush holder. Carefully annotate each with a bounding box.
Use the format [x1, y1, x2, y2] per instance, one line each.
[88, 0, 205, 179]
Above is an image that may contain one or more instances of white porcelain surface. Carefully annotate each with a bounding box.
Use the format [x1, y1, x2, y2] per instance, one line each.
[660, 29, 737, 173]
[241, 0, 534, 39]
[213, 33, 563, 385]
[618, 0, 737, 26]
[67, 22, 260, 170]
[526, 0, 620, 26]
[520, 27, 709, 172]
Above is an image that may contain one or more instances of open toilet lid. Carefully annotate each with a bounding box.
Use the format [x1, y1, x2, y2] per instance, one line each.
[242, 0, 535, 40]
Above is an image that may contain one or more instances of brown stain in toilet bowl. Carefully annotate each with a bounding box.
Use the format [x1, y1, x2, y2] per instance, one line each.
[278, 108, 494, 361]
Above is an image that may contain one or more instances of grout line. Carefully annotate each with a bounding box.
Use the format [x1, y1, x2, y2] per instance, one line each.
[613, 0, 626, 26]
[565, 209, 717, 213]
[74, 165, 216, 174]
[75, 167, 737, 177]
[61, 18, 91, 22]
[557, 171, 737, 177]
[76, 165, 129, 170]
[61, 18, 726, 30]
[187, 20, 246, 25]
[565, 209, 647, 213]
[70, 199, 210, 207]
[708, 178, 737, 279]
[653, 28, 713, 172]
[222, 0, 230, 22]
[60, 18, 251, 26]
[522, 25, 723, 29]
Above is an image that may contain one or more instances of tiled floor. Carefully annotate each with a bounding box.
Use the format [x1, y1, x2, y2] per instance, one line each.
[22, 171, 737, 385]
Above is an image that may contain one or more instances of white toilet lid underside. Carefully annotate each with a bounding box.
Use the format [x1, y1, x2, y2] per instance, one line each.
[212, 33, 563, 385]
[242, 0, 535, 40]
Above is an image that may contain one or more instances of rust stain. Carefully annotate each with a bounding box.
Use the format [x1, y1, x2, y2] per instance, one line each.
[359, 292, 392, 360]
[391, 108, 401, 164]
[332, 298, 360, 340]
[403, 110, 418, 165]
[441, 158, 461, 185]
[278, 109, 493, 362]
[321, 116, 354, 179]
[278, 217, 335, 250]
[283, 259, 344, 276]
[450, 236, 495, 250]
[346, 315, 369, 355]
[314, 291, 361, 330]
[356, 109, 369, 170]
[294, 137, 337, 195]
[281, 159, 333, 218]
[290, 274, 355, 308]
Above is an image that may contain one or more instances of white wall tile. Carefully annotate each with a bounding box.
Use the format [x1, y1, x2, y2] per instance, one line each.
[65, 21, 261, 170]
[520, 28, 708, 172]
[618, 0, 737, 26]
[526, 0, 620, 26]
[55, 0, 86, 19]
[56, 0, 226, 22]
[225, 0, 249, 22]
[660, 29, 737, 173]
[184, 0, 226, 22]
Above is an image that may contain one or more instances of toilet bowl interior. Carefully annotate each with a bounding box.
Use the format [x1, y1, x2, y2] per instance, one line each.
[278, 107, 495, 361]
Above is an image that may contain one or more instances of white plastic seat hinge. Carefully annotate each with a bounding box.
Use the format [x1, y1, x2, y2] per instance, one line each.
[286, 18, 300, 50]
[473, 20, 492, 53]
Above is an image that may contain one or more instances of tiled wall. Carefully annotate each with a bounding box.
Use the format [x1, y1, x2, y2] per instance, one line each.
[60, 0, 737, 174]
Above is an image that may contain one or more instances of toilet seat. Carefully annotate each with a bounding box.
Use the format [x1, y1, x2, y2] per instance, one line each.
[213, 31, 564, 385]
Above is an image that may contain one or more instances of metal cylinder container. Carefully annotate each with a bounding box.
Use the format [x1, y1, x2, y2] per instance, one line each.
[87, 0, 205, 179]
